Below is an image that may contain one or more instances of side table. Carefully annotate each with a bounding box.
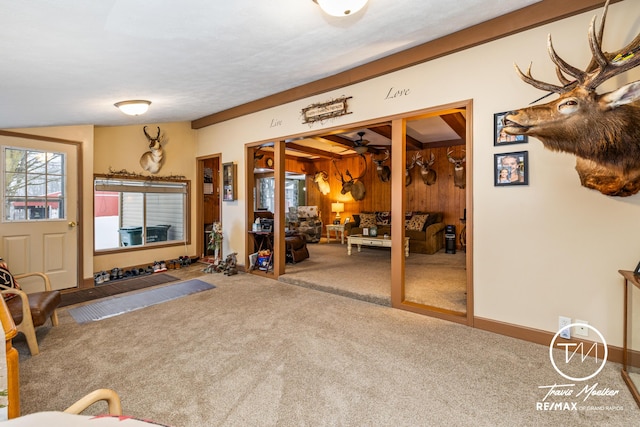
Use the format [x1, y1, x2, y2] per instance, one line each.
[326, 224, 345, 244]
[618, 270, 640, 408]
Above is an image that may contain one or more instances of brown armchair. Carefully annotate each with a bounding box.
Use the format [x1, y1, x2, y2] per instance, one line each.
[0, 271, 61, 356]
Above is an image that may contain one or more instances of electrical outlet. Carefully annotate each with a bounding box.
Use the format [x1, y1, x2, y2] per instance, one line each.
[559, 316, 571, 339]
[575, 320, 589, 337]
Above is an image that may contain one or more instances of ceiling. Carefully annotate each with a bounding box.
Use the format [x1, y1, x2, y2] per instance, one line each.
[0, 0, 541, 131]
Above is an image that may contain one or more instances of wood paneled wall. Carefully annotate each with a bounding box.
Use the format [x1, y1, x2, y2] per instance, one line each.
[282, 147, 466, 241]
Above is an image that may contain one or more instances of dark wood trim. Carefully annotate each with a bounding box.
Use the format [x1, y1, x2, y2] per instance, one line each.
[474, 316, 626, 364]
[622, 370, 640, 408]
[0, 129, 83, 145]
[191, 0, 615, 129]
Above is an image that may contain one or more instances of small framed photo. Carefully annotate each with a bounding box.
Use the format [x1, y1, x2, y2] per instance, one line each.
[344, 217, 350, 224]
[362, 227, 369, 236]
[494, 112, 528, 146]
[495, 151, 529, 186]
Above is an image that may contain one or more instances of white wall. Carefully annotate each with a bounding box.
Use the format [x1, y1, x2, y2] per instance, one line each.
[196, 2, 640, 347]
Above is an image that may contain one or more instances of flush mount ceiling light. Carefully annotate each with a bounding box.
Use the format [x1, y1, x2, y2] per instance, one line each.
[114, 100, 151, 116]
[314, 0, 368, 17]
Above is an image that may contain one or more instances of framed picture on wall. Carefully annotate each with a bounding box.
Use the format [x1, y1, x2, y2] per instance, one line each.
[494, 111, 527, 146]
[495, 151, 529, 186]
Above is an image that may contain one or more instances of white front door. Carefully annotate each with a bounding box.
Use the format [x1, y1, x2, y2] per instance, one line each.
[0, 134, 79, 291]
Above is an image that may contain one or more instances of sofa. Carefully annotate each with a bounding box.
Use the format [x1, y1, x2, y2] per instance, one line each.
[344, 211, 445, 254]
[286, 206, 323, 243]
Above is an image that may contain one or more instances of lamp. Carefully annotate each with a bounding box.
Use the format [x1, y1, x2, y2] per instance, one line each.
[331, 202, 344, 223]
[353, 145, 368, 155]
[114, 100, 151, 116]
[314, 0, 368, 17]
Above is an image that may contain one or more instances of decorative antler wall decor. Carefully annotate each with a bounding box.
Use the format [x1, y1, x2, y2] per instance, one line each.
[333, 155, 367, 201]
[140, 126, 165, 174]
[503, 0, 640, 196]
[447, 149, 466, 189]
[414, 152, 437, 186]
[372, 150, 391, 182]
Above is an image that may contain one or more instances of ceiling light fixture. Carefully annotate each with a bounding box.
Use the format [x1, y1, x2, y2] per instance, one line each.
[114, 100, 151, 116]
[314, 0, 368, 17]
[353, 145, 368, 155]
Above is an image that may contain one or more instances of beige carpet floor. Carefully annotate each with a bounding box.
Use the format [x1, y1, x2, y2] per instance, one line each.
[15, 269, 640, 426]
[281, 241, 467, 312]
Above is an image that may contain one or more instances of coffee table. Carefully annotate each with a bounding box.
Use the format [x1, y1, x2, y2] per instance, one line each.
[347, 234, 409, 257]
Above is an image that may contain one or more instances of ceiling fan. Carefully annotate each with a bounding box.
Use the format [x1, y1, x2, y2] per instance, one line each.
[353, 131, 370, 154]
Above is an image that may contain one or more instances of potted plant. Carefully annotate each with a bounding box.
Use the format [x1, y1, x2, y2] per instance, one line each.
[208, 222, 223, 264]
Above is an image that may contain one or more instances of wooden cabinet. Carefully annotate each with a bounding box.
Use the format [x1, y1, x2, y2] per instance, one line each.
[223, 162, 236, 201]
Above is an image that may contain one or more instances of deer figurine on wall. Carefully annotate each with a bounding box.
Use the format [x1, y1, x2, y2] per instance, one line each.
[334, 155, 367, 201]
[447, 148, 466, 189]
[502, 0, 640, 196]
[140, 126, 164, 174]
[372, 150, 391, 182]
[414, 152, 437, 185]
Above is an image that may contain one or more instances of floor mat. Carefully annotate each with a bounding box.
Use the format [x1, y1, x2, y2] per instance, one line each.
[68, 280, 215, 324]
[60, 273, 179, 307]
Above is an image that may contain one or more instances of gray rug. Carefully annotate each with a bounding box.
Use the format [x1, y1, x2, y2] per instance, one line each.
[68, 279, 215, 323]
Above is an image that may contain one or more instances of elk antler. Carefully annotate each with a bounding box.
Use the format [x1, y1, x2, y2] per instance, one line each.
[354, 154, 368, 180]
[515, 0, 640, 95]
[333, 159, 346, 184]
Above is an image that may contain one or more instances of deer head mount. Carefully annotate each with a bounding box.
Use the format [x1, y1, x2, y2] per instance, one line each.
[447, 148, 466, 189]
[406, 152, 418, 186]
[313, 170, 331, 195]
[334, 155, 367, 201]
[503, 0, 640, 196]
[372, 150, 391, 182]
[414, 152, 437, 186]
[140, 126, 164, 174]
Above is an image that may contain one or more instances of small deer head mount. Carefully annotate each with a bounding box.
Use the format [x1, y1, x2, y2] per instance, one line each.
[140, 126, 164, 174]
[372, 150, 391, 182]
[406, 152, 418, 186]
[334, 155, 367, 201]
[447, 148, 466, 189]
[313, 170, 331, 195]
[502, 0, 640, 196]
[414, 152, 437, 186]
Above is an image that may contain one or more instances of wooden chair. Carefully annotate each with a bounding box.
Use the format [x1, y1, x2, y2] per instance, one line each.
[0, 271, 61, 356]
[64, 388, 122, 415]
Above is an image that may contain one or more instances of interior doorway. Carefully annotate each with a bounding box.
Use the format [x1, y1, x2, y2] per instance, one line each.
[196, 154, 221, 259]
[245, 101, 473, 325]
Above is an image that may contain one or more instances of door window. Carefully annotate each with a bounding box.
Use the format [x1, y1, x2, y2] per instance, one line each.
[2, 147, 65, 221]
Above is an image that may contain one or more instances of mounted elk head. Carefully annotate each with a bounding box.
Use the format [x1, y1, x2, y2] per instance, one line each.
[140, 126, 164, 174]
[334, 155, 367, 201]
[372, 150, 391, 182]
[415, 152, 437, 185]
[313, 170, 331, 195]
[502, 0, 640, 196]
[447, 148, 466, 189]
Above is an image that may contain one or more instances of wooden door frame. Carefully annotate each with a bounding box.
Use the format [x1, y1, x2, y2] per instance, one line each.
[0, 129, 83, 288]
[196, 153, 222, 258]
[390, 100, 473, 326]
[236, 100, 473, 325]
